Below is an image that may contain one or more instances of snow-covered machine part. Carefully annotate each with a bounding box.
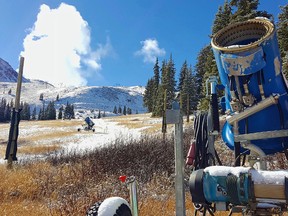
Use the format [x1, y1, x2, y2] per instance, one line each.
[211, 17, 288, 155]
[189, 166, 288, 212]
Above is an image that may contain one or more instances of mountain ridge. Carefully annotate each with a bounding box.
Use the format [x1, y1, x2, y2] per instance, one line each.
[0, 58, 29, 83]
[0, 58, 146, 117]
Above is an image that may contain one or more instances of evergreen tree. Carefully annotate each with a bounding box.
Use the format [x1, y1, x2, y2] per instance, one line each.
[8, 89, 12, 95]
[98, 110, 101, 119]
[4, 102, 11, 121]
[71, 104, 75, 119]
[180, 65, 198, 114]
[178, 60, 188, 92]
[32, 107, 37, 120]
[39, 93, 44, 101]
[113, 106, 117, 114]
[143, 78, 155, 112]
[38, 108, 43, 120]
[123, 105, 127, 115]
[118, 106, 122, 114]
[0, 98, 6, 122]
[165, 55, 176, 109]
[230, 0, 271, 22]
[63, 102, 75, 119]
[127, 107, 132, 115]
[212, 1, 232, 34]
[45, 101, 56, 120]
[21, 102, 31, 120]
[56, 94, 59, 101]
[58, 106, 63, 120]
[277, 4, 288, 79]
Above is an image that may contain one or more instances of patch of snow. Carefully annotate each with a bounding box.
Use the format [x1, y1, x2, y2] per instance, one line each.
[204, 166, 250, 177]
[250, 169, 288, 185]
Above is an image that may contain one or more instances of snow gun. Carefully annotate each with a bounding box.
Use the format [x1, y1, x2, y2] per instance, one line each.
[78, 117, 95, 132]
[189, 17, 288, 215]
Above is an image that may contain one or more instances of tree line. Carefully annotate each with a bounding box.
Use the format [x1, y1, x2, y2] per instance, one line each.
[143, 0, 288, 114]
[0, 98, 75, 122]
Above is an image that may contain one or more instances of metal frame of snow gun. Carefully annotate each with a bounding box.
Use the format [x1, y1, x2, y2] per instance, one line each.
[78, 117, 95, 132]
[189, 17, 288, 216]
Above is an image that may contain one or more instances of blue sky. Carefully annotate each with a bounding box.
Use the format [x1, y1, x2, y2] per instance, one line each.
[0, 1, 287, 87]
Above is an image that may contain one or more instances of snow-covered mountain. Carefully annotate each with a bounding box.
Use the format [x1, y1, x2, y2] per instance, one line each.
[0, 80, 146, 117]
[0, 58, 29, 83]
[0, 58, 146, 117]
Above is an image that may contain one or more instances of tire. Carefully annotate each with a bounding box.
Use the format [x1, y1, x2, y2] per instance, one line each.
[77, 128, 81, 132]
[92, 129, 95, 132]
[86, 197, 132, 216]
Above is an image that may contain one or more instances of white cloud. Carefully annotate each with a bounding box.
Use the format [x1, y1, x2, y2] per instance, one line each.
[21, 3, 112, 86]
[135, 39, 166, 63]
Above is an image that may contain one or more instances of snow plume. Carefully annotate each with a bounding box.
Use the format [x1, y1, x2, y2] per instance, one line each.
[21, 3, 112, 86]
[135, 38, 166, 63]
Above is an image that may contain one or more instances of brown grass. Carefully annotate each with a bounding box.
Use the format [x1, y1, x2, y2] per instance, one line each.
[0, 115, 287, 215]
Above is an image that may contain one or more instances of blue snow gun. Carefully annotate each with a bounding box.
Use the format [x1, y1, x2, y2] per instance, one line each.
[189, 17, 288, 216]
[211, 17, 288, 157]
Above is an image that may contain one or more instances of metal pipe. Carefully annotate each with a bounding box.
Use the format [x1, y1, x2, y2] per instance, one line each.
[128, 176, 138, 216]
[234, 76, 244, 104]
[227, 94, 279, 125]
[241, 143, 267, 170]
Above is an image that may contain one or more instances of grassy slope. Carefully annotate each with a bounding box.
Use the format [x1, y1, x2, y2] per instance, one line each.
[0, 114, 287, 215]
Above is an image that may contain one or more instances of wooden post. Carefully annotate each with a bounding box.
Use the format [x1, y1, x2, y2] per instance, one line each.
[162, 89, 167, 140]
[6, 56, 24, 168]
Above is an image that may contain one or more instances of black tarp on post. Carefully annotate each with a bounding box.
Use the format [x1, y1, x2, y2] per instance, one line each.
[5, 108, 21, 161]
[5, 56, 24, 167]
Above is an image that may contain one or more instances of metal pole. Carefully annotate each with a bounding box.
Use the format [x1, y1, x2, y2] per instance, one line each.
[128, 176, 138, 216]
[175, 110, 185, 216]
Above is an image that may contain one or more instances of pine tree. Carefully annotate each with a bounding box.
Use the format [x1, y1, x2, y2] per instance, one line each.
[0, 98, 6, 122]
[21, 102, 31, 120]
[98, 110, 101, 119]
[32, 107, 37, 120]
[212, 1, 232, 34]
[277, 4, 288, 79]
[63, 102, 75, 119]
[180, 65, 198, 114]
[45, 101, 56, 120]
[4, 102, 10, 121]
[58, 106, 63, 119]
[178, 60, 188, 92]
[166, 55, 176, 109]
[123, 105, 127, 115]
[38, 108, 43, 120]
[39, 93, 44, 101]
[118, 106, 122, 114]
[143, 78, 155, 112]
[113, 106, 117, 114]
[230, 0, 271, 22]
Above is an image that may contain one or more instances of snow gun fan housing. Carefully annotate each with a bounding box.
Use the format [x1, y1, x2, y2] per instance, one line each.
[211, 17, 288, 155]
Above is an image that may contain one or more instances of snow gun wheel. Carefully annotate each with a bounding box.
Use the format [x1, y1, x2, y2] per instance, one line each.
[86, 197, 132, 216]
[92, 128, 95, 132]
[77, 128, 81, 132]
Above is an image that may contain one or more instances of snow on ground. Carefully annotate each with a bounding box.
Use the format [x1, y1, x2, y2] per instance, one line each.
[64, 118, 142, 153]
[0, 115, 150, 164]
